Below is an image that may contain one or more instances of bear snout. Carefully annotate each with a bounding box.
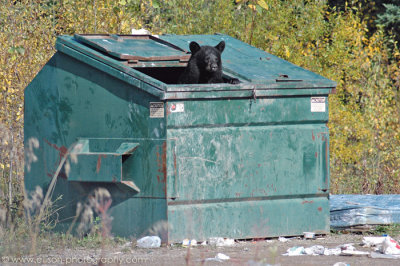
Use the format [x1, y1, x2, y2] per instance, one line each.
[210, 64, 218, 71]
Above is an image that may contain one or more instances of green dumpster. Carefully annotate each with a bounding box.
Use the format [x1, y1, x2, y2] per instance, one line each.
[24, 34, 336, 242]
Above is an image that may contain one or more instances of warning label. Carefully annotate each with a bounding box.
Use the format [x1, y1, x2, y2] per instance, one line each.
[311, 97, 326, 112]
[150, 102, 164, 118]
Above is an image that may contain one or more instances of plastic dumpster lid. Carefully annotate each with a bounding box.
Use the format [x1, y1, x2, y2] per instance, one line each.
[160, 34, 337, 87]
[74, 34, 191, 62]
[55, 34, 337, 99]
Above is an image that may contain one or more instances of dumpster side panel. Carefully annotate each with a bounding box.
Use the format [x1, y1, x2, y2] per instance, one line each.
[166, 97, 328, 128]
[166, 96, 330, 200]
[167, 124, 328, 200]
[24, 52, 167, 237]
[166, 96, 330, 240]
[167, 196, 329, 242]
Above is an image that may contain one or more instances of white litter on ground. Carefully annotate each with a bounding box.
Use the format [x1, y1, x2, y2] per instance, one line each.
[208, 237, 235, 247]
[283, 235, 400, 259]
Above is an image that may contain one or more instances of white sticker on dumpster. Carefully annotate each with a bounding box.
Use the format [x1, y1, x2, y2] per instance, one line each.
[170, 103, 184, 113]
[311, 97, 326, 112]
[150, 102, 164, 118]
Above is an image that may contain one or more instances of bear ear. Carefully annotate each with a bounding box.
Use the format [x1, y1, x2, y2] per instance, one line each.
[189, 42, 201, 55]
[215, 41, 225, 53]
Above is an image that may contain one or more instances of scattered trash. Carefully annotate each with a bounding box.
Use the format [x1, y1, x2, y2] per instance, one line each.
[284, 244, 363, 257]
[362, 235, 400, 256]
[283, 235, 400, 259]
[204, 253, 230, 262]
[341, 250, 369, 256]
[201, 241, 207, 246]
[362, 236, 386, 248]
[370, 251, 400, 259]
[215, 253, 230, 260]
[208, 237, 235, 247]
[278, 236, 289, 242]
[304, 245, 325, 255]
[283, 246, 305, 256]
[337, 243, 356, 251]
[182, 239, 197, 247]
[380, 236, 400, 255]
[303, 232, 316, 239]
[324, 248, 342, 256]
[137, 236, 161, 248]
[333, 262, 350, 266]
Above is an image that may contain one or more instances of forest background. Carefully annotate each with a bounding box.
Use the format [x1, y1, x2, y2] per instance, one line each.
[0, 0, 400, 222]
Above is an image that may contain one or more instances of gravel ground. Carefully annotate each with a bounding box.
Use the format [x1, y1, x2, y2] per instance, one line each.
[4, 234, 399, 266]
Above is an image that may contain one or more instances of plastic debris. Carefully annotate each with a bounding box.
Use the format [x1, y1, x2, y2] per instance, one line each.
[380, 236, 400, 255]
[137, 236, 161, 248]
[304, 245, 325, 255]
[182, 239, 197, 247]
[362, 236, 386, 247]
[284, 244, 365, 256]
[283, 246, 306, 256]
[330, 194, 400, 229]
[341, 250, 369, 256]
[337, 243, 356, 251]
[303, 232, 316, 239]
[278, 236, 289, 242]
[324, 248, 342, 256]
[215, 253, 230, 260]
[370, 251, 400, 259]
[333, 262, 350, 266]
[208, 237, 235, 247]
[204, 253, 230, 262]
[361, 235, 400, 257]
[283, 235, 400, 258]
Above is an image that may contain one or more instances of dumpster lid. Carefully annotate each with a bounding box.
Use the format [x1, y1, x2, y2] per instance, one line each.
[160, 34, 337, 87]
[56, 34, 337, 99]
[74, 34, 191, 62]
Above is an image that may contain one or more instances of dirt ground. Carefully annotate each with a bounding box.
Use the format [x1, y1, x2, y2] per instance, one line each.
[7, 234, 400, 266]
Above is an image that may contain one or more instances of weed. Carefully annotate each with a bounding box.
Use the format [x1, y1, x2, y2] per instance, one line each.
[372, 224, 400, 237]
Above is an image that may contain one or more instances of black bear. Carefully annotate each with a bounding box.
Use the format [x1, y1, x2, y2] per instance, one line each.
[177, 41, 239, 84]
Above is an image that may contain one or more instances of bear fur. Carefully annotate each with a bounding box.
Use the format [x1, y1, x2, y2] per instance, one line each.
[177, 41, 239, 84]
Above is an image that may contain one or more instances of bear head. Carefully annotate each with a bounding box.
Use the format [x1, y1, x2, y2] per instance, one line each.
[189, 41, 225, 74]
